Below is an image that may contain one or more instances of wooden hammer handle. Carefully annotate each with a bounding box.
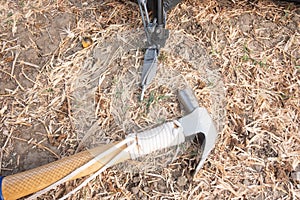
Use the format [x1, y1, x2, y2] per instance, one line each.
[1, 143, 129, 200]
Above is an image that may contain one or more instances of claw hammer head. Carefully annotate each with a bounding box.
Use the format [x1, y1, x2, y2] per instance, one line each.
[178, 88, 218, 175]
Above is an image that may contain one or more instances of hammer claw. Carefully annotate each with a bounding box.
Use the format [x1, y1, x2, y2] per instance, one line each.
[178, 88, 218, 175]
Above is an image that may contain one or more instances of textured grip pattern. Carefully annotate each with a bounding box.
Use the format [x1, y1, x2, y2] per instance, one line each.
[127, 120, 185, 159]
[2, 143, 119, 200]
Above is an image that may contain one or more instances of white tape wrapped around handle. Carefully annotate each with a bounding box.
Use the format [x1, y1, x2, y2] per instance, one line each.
[126, 120, 185, 159]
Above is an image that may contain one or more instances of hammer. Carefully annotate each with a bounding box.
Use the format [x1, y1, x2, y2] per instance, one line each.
[0, 87, 217, 200]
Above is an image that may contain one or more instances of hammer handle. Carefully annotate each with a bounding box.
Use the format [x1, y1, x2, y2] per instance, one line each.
[1, 118, 189, 200]
[1, 143, 129, 200]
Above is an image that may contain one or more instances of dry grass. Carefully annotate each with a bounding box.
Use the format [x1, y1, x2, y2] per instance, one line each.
[0, 0, 299, 199]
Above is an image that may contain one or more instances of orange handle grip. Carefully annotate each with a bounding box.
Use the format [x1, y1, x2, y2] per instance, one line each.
[1, 143, 128, 200]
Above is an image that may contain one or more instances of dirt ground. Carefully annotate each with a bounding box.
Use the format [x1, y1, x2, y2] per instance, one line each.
[0, 0, 299, 199]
